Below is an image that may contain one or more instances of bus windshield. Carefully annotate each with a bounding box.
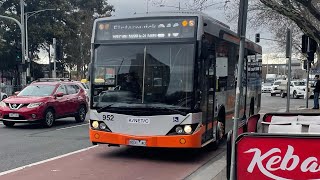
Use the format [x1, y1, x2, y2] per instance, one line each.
[92, 43, 195, 110]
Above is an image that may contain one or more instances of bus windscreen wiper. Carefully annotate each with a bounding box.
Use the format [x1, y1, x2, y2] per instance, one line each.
[149, 106, 188, 116]
[97, 103, 116, 113]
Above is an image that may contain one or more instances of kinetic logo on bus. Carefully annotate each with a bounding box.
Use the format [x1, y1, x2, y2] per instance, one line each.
[95, 18, 197, 41]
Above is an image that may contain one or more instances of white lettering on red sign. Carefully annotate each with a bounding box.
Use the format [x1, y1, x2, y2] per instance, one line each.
[245, 145, 320, 180]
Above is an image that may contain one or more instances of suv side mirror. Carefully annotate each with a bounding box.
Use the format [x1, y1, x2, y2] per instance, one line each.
[55, 92, 64, 98]
[14, 91, 20, 96]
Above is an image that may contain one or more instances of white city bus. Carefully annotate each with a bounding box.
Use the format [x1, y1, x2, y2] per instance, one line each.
[89, 11, 262, 148]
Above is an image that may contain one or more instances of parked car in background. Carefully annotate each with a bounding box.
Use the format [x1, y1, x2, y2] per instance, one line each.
[0, 78, 88, 128]
[271, 80, 286, 96]
[75, 81, 90, 103]
[277, 80, 311, 99]
[1, 92, 7, 100]
[262, 83, 273, 93]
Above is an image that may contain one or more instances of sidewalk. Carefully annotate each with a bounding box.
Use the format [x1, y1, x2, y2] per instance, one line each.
[184, 148, 227, 180]
[196, 107, 320, 180]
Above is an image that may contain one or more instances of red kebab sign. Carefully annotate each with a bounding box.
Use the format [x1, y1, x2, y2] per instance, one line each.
[236, 134, 320, 180]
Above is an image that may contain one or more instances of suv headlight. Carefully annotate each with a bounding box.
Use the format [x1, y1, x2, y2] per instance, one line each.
[0, 101, 6, 108]
[27, 102, 42, 108]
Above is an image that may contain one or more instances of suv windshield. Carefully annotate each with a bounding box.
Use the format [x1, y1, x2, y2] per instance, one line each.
[18, 85, 56, 97]
[294, 82, 305, 86]
[92, 43, 194, 110]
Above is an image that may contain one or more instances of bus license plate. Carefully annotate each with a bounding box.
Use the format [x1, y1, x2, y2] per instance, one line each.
[9, 113, 19, 118]
[128, 139, 146, 147]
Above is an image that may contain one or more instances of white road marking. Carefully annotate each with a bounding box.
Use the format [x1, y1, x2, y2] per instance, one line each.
[55, 123, 89, 131]
[0, 145, 98, 176]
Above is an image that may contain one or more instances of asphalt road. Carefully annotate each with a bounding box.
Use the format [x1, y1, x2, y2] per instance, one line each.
[0, 119, 91, 172]
[0, 116, 226, 180]
[260, 92, 314, 113]
[0, 93, 313, 179]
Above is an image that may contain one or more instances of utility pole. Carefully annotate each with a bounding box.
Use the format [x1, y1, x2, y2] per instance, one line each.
[79, 32, 84, 78]
[25, 13, 30, 78]
[230, 0, 248, 179]
[306, 61, 310, 107]
[286, 28, 293, 112]
[25, 8, 57, 81]
[267, 56, 269, 74]
[20, 0, 26, 86]
[179, 2, 181, 10]
[52, 38, 57, 78]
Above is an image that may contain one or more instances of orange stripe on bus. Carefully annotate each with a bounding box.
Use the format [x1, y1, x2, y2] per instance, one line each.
[89, 127, 204, 148]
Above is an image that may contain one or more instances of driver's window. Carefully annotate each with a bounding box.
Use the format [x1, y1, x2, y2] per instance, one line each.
[56, 85, 67, 95]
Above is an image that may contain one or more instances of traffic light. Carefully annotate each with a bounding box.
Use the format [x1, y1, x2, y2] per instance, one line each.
[55, 40, 63, 60]
[15, 45, 22, 62]
[302, 35, 308, 53]
[26, 76, 31, 84]
[303, 60, 312, 70]
[302, 35, 318, 53]
[255, 33, 260, 43]
[307, 51, 315, 62]
[309, 38, 318, 53]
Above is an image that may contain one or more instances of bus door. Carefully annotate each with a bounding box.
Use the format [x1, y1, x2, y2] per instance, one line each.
[200, 40, 216, 143]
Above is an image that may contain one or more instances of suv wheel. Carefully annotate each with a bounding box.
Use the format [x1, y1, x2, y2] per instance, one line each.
[75, 105, 86, 123]
[43, 109, 55, 128]
[3, 121, 15, 127]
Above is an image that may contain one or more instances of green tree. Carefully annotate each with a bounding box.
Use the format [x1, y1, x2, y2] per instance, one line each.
[0, 0, 114, 79]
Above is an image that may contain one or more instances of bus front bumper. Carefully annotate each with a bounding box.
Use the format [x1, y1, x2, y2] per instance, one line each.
[89, 129, 203, 148]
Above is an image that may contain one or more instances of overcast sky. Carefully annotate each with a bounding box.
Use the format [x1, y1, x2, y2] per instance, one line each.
[39, 0, 278, 64]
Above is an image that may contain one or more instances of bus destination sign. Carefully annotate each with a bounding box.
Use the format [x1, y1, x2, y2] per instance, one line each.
[95, 18, 197, 41]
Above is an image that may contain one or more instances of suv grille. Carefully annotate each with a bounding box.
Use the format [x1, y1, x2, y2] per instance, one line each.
[8, 103, 27, 110]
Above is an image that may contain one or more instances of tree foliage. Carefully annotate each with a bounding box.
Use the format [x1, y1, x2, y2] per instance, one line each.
[0, 0, 114, 76]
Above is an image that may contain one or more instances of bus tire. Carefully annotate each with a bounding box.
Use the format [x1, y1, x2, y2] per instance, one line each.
[210, 109, 226, 150]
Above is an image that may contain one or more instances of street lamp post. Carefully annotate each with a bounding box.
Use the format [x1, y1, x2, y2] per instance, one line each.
[25, 8, 56, 79]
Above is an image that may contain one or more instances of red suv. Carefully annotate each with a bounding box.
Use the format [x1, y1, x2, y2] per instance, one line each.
[0, 79, 88, 128]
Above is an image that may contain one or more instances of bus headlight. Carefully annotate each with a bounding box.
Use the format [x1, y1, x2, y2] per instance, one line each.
[175, 126, 184, 134]
[167, 124, 199, 135]
[92, 121, 99, 129]
[99, 122, 107, 130]
[184, 125, 193, 134]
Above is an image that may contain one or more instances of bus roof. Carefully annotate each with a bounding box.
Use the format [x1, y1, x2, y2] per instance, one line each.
[95, 11, 230, 28]
[93, 11, 262, 54]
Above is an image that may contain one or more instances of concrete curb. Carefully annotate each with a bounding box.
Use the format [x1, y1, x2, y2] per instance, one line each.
[184, 148, 226, 180]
